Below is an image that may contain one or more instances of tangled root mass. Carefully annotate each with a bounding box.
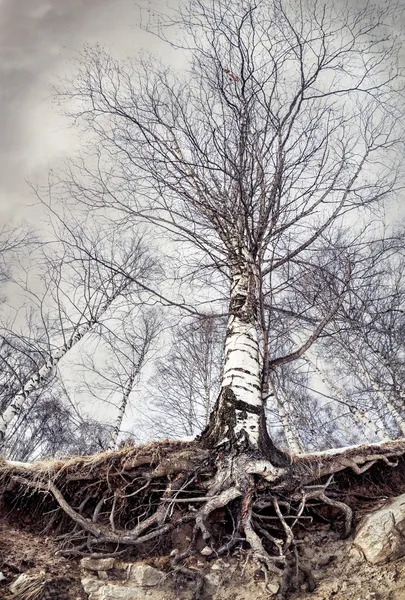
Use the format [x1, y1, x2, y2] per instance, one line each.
[2, 439, 405, 598]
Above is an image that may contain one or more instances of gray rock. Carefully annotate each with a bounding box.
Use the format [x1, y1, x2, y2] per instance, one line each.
[205, 572, 222, 587]
[81, 557, 115, 572]
[267, 582, 280, 595]
[10, 573, 29, 593]
[354, 493, 405, 564]
[127, 564, 165, 587]
[98, 585, 144, 599]
[81, 576, 105, 594]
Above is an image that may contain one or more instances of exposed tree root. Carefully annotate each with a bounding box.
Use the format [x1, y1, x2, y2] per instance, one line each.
[2, 438, 405, 598]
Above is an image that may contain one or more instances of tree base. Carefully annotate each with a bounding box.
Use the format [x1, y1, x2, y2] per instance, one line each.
[1, 439, 405, 598]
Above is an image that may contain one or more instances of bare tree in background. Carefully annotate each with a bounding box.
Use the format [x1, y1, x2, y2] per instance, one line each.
[0, 221, 155, 446]
[5, 385, 110, 461]
[146, 315, 224, 439]
[0, 222, 34, 282]
[78, 306, 160, 450]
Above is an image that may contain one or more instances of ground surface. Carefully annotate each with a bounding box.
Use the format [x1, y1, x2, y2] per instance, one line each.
[0, 518, 87, 599]
[2, 440, 405, 599]
[2, 519, 405, 599]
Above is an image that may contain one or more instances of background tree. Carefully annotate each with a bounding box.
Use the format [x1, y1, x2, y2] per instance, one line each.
[145, 314, 224, 439]
[0, 218, 155, 447]
[78, 305, 160, 450]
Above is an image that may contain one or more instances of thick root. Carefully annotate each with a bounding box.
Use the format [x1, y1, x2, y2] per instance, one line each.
[2, 439, 405, 598]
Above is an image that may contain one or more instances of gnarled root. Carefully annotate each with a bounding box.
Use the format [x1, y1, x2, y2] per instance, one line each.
[2, 439, 405, 598]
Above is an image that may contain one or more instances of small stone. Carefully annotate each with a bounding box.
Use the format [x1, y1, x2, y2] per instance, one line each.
[205, 572, 222, 587]
[127, 564, 164, 587]
[97, 570, 108, 580]
[81, 576, 105, 595]
[10, 573, 29, 593]
[201, 546, 213, 556]
[0, 572, 6, 582]
[341, 581, 348, 592]
[267, 582, 280, 595]
[81, 557, 115, 572]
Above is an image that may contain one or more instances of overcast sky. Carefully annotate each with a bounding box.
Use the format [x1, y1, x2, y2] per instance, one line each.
[1, 0, 404, 227]
[0, 0, 172, 225]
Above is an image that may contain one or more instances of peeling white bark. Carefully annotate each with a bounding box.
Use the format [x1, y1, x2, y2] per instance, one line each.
[221, 265, 262, 447]
[0, 287, 128, 443]
[107, 371, 137, 451]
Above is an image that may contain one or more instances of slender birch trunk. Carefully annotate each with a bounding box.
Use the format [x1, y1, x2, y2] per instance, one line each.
[303, 356, 387, 441]
[220, 265, 262, 445]
[268, 376, 302, 454]
[354, 356, 405, 436]
[201, 261, 283, 460]
[202, 335, 212, 427]
[0, 286, 128, 443]
[107, 370, 137, 451]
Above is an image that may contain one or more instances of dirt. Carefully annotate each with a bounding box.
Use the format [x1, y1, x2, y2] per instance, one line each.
[1, 517, 405, 600]
[0, 516, 87, 600]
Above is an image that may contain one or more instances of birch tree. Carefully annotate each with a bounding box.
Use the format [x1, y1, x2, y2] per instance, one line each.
[146, 314, 224, 439]
[0, 224, 154, 444]
[58, 0, 404, 460]
[12, 1, 405, 585]
[78, 307, 160, 450]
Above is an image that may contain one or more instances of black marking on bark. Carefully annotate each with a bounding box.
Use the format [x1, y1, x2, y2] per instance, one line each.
[233, 399, 261, 415]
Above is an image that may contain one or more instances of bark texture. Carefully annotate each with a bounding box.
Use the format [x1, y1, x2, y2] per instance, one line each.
[200, 263, 288, 465]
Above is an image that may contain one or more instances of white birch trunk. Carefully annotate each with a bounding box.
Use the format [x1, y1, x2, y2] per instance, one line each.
[107, 371, 136, 451]
[220, 267, 262, 447]
[202, 261, 267, 451]
[0, 287, 127, 443]
[268, 377, 302, 454]
[354, 358, 405, 437]
[303, 356, 387, 441]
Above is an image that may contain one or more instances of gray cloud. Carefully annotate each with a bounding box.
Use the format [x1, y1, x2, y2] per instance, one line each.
[0, 0, 140, 218]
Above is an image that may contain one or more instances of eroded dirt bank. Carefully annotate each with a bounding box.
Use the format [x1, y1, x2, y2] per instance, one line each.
[2, 440, 405, 599]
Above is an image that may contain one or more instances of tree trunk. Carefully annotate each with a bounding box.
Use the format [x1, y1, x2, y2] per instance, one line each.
[107, 372, 136, 451]
[0, 288, 127, 444]
[303, 356, 388, 441]
[268, 376, 302, 454]
[200, 261, 287, 464]
[354, 356, 405, 437]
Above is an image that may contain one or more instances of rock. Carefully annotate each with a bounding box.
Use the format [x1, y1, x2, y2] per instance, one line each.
[98, 570, 109, 580]
[97, 585, 144, 599]
[81, 576, 105, 595]
[201, 546, 213, 556]
[267, 582, 280, 595]
[81, 557, 115, 572]
[205, 572, 222, 587]
[127, 564, 165, 587]
[0, 571, 6, 582]
[10, 573, 29, 593]
[354, 493, 405, 564]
